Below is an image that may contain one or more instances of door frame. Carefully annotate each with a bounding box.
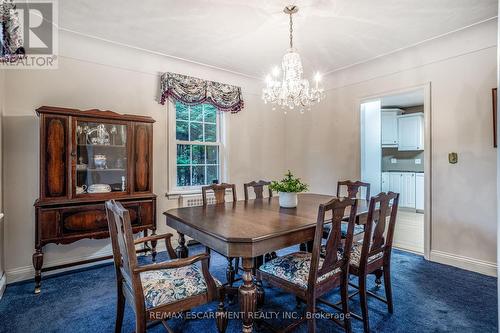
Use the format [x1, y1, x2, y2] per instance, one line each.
[358, 82, 432, 260]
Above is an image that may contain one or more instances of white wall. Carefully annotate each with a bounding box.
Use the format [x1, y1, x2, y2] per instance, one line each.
[0, 68, 5, 297]
[2, 31, 285, 282]
[286, 19, 498, 275]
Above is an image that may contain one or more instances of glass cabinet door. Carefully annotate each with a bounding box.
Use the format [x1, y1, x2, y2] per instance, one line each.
[75, 121, 128, 195]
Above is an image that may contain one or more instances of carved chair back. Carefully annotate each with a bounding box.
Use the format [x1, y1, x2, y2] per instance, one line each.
[360, 192, 399, 270]
[308, 197, 358, 287]
[337, 180, 371, 202]
[202, 183, 237, 205]
[105, 200, 144, 306]
[243, 180, 273, 201]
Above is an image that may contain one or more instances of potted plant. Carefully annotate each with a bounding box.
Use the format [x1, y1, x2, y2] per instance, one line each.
[270, 170, 309, 208]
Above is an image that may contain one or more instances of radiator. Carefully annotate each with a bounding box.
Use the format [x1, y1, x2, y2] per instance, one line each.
[178, 194, 216, 207]
[177, 195, 216, 246]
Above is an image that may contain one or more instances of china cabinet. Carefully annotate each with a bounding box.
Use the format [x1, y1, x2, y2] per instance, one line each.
[33, 106, 156, 293]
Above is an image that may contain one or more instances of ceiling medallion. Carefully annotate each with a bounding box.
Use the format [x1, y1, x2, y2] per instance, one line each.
[262, 5, 325, 113]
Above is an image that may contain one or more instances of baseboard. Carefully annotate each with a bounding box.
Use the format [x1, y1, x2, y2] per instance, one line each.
[0, 272, 6, 299]
[430, 250, 497, 277]
[393, 243, 424, 255]
[6, 243, 167, 284]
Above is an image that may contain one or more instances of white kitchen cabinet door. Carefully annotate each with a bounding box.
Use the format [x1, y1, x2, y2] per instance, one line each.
[381, 172, 390, 193]
[401, 173, 416, 208]
[389, 173, 402, 199]
[398, 113, 424, 151]
[415, 173, 424, 210]
[381, 110, 401, 147]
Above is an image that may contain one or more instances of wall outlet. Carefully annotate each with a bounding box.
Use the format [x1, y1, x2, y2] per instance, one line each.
[415, 159, 421, 164]
[391, 158, 397, 164]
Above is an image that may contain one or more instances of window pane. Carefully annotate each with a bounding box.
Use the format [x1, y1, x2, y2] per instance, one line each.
[204, 123, 217, 142]
[190, 122, 203, 141]
[177, 144, 190, 165]
[177, 166, 191, 186]
[206, 146, 218, 164]
[192, 145, 205, 164]
[205, 104, 217, 123]
[206, 165, 219, 184]
[176, 121, 189, 141]
[176, 102, 189, 121]
[190, 105, 203, 122]
[192, 166, 205, 185]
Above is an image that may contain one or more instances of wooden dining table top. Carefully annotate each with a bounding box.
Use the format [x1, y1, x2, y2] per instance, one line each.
[164, 193, 369, 258]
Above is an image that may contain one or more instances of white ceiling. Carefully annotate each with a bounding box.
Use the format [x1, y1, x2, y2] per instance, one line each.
[381, 89, 424, 108]
[59, 0, 497, 79]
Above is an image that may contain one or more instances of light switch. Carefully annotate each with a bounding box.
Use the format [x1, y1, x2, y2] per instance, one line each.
[391, 158, 397, 164]
[449, 152, 458, 164]
[415, 159, 421, 164]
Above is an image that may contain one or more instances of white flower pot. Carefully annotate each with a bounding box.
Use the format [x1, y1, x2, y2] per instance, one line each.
[279, 192, 298, 208]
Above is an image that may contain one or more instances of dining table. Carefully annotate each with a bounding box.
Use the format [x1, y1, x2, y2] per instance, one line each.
[164, 193, 370, 333]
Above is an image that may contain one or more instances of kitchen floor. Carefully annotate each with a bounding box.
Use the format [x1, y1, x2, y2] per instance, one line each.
[393, 209, 424, 254]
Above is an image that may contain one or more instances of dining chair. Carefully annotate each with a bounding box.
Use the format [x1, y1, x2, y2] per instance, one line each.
[201, 183, 240, 289]
[105, 200, 227, 333]
[243, 180, 273, 201]
[243, 180, 276, 261]
[299, 180, 370, 253]
[348, 191, 399, 333]
[321, 180, 370, 244]
[257, 197, 358, 333]
[337, 180, 371, 202]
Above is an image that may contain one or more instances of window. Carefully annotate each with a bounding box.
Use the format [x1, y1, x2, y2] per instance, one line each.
[169, 101, 223, 192]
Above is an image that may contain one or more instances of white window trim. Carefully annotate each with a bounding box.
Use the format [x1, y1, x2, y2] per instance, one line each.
[166, 100, 228, 197]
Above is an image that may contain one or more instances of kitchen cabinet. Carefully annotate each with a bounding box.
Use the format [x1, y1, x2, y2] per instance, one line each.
[415, 173, 424, 211]
[401, 172, 416, 208]
[389, 172, 402, 197]
[398, 113, 424, 151]
[382, 171, 423, 209]
[381, 109, 402, 147]
[381, 172, 390, 193]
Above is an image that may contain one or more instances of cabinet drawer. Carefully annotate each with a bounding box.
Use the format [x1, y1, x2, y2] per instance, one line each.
[37, 199, 155, 242]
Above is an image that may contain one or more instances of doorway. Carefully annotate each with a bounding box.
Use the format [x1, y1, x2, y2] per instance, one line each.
[360, 86, 430, 256]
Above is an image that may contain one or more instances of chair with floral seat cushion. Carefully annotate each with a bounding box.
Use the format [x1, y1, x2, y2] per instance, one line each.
[201, 183, 240, 290]
[347, 192, 399, 333]
[257, 197, 358, 333]
[105, 200, 227, 333]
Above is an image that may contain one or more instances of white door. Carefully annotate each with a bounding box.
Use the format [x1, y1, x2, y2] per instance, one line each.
[402, 173, 416, 208]
[381, 111, 399, 147]
[415, 173, 424, 210]
[381, 172, 390, 193]
[389, 172, 402, 199]
[360, 100, 382, 196]
[398, 114, 424, 151]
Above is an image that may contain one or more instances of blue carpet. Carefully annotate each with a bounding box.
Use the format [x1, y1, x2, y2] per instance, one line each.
[0, 245, 497, 333]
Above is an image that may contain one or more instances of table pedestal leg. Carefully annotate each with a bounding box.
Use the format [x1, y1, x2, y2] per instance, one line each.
[239, 257, 256, 333]
[176, 232, 188, 258]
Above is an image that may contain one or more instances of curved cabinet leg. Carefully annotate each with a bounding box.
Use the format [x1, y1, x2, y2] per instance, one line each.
[33, 248, 44, 294]
[239, 258, 256, 333]
[175, 232, 188, 258]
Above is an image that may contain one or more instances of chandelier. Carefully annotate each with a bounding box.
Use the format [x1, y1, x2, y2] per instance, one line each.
[262, 5, 325, 113]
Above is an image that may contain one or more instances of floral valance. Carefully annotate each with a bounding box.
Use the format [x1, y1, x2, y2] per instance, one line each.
[159, 72, 244, 113]
[1, 0, 25, 61]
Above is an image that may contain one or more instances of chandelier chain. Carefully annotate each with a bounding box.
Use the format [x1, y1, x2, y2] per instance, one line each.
[289, 13, 293, 49]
